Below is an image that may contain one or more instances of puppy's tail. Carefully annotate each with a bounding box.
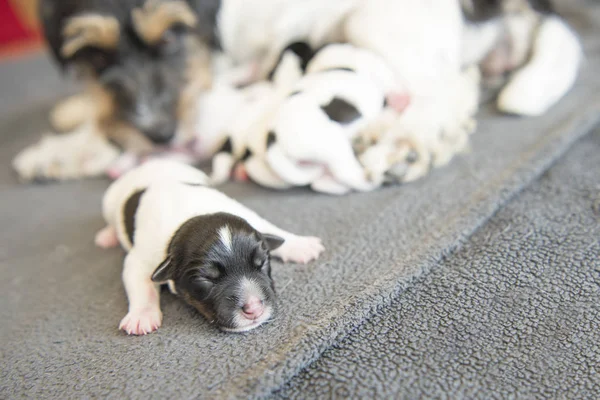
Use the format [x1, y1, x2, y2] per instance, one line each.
[498, 16, 582, 116]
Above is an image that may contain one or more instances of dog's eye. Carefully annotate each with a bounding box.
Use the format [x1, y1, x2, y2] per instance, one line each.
[157, 27, 184, 55]
[190, 278, 214, 299]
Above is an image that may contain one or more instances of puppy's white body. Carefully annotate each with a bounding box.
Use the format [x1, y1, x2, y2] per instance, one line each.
[266, 69, 390, 193]
[99, 160, 324, 335]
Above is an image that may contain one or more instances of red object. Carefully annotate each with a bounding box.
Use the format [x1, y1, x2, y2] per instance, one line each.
[0, 0, 42, 58]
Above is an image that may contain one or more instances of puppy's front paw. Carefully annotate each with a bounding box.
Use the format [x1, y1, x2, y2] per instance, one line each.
[119, 307, 163, 335]
[274, 236, 325, 264]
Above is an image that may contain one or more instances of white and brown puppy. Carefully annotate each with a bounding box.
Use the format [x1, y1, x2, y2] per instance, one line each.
[95, 160, 324, 335]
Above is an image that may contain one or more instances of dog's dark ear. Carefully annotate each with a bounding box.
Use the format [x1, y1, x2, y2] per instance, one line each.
[151, 256, 173, 282]
[262, 234, 285, 250]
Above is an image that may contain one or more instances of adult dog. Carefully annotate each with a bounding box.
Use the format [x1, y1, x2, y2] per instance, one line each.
[13, 0, 581, 182]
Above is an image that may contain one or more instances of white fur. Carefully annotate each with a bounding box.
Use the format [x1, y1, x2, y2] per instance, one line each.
[498, 16, 582, 116]
[99, 160, 324, 335]
[218, 225, 233, 252]
[12, 122, 120, 181]
[261, 44, 405, 193]
[221, 277, 273, 333]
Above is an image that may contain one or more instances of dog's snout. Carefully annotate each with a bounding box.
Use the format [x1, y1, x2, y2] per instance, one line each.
[138, 118, 177, 144]
[144, 126, 176, 144]
[241, 296, 264, 320]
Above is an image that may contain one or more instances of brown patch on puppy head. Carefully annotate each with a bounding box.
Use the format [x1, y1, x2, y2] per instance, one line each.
[132, 0, 198, 45]
[61, 14, 120, 58]
[184, 293, 216, 323]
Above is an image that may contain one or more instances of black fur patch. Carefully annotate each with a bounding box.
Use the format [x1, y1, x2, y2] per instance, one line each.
[268, 41, 315, 80]
[289, 90, 302, 97]
[266, 131, 277, 148]
[156, 212, 279, 330]
[218, 137, 233, 154]
[322, 66, 355, 73]
[123, 189, 146, 245]
[321, 97, 362, 124]
[241, 148, 253, 162]
[462, 0, 553, 23]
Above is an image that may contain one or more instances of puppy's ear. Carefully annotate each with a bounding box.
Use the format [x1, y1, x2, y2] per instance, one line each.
[262, 234, 285, 251]
[151, 256, 174, 282]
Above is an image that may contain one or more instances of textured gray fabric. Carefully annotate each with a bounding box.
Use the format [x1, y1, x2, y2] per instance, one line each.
[274, 130, 600, 400]
[2, 3, 600, 399]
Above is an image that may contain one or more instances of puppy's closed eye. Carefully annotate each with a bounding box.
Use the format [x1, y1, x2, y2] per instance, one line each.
[199, 264, 221, 280]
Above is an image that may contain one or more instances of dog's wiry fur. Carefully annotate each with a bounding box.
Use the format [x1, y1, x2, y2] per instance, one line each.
[15, 0, 582, 184]
[40, 0, 218, 146]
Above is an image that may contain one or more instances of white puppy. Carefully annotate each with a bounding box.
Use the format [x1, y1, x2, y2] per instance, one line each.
[96, 160, 324, 335]
[263, 43, 410, 194]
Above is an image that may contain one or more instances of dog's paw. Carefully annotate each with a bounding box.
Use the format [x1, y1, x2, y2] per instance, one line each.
[95, 226, 119, 249]
[274, 236, 325, 264]
[119, 307, 163, 335]
[12, 127, 120, 182]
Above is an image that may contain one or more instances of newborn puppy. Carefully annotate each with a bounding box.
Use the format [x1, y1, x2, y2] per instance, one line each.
[96, 160, 324, 335]
[264, 43, 410, 194]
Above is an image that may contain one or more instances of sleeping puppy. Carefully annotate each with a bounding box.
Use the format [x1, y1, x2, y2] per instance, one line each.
[263, 43, 410, 194]
[356, 65, 481, 186]
[209, 43, 409, 194]
[207, 46, 306, 189]
[96, 159, 324, 335]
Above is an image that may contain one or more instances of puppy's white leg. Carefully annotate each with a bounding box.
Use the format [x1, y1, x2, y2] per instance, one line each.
[244, 157, 291, 190]
[310, 175, 352, 195]
[210, 152, 236, 185]
[95, 225, 119, 249]
[241, 212, 325, 265]
[498, 17, 582, 116]
[266, 145, 324, 186]
[119, 251, 162, 335]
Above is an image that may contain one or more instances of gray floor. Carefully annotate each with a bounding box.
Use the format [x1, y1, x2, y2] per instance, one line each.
[1, 2, 600, 398]
[274, 129, 600, 399]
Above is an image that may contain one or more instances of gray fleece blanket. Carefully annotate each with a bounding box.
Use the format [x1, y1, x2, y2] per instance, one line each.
[1, 1, 600, 399]
[274, 128, 600, 399]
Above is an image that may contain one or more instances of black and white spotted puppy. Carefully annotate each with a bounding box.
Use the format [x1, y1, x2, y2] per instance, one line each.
[264, 43, 410, 194]
[95, 160, 324, 335]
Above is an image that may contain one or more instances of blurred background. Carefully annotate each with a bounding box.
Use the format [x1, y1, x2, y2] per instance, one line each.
[0, 0, 75, 117]
[0, 0, 42, 57]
